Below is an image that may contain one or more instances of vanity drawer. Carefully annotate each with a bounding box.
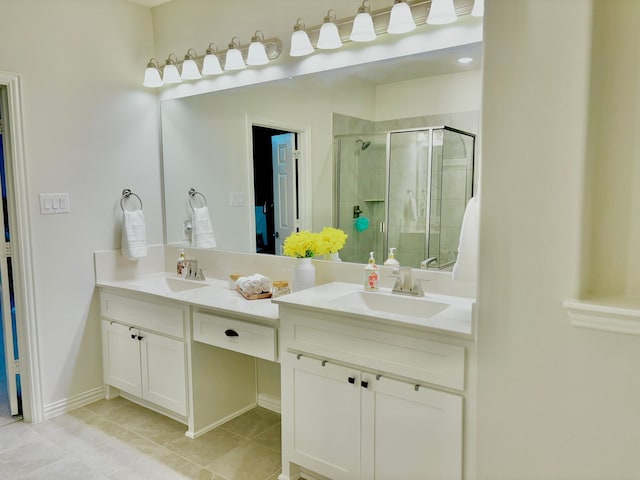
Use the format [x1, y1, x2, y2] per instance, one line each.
[100, 291, 187, 339]
[284, 313, 465, 391]
[193, 311, 277, 362]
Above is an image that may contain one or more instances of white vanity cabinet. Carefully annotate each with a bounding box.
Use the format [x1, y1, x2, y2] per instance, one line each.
[101, 291, 189, 416]
[279, 305, 470, 480]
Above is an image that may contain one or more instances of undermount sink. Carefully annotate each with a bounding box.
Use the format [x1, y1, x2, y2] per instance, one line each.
[331, 290, 448, 319]
[129, 276, 210, 293]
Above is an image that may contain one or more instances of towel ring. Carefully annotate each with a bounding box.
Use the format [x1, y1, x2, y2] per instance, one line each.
[188, 188, 208, 209]
[120, 189, 143, 212]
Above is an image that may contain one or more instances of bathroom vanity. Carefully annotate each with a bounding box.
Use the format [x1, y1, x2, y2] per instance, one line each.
[273, 282, 476, 480]
[95, 248, 476, 479]
[97, 272, 278, 438]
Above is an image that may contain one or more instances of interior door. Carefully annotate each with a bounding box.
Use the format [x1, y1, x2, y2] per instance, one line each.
[0, 100, 19, 416]
[271, 133, 296, 255]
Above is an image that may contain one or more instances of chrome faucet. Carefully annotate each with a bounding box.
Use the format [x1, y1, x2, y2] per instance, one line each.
[391, 266, 424, 297]
[184, 259, 205, 281]
[420, 257, 438, 269]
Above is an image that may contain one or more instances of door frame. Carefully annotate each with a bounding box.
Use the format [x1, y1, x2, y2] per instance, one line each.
[0, 71, 42, 423]
[245, 115, 311, 251]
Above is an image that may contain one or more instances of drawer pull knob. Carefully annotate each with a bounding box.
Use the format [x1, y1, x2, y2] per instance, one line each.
[348, 376, 356, 384]
[225, 329, 239, 337]
[361, 381, 369, 389]
[415, 384, 420, 392]
[131, 334, 136, 339]
[321, 360, 327, 367]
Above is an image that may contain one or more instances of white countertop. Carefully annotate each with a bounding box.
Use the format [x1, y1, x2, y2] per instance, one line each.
[97, 272, 279, 323]
[272, 282, 475, 338]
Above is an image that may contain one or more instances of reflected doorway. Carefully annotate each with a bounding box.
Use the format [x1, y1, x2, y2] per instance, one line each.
[252, 125, 299, 255]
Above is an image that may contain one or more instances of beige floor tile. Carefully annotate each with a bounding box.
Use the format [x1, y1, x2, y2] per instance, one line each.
[17, 456, 108, 480]
[205, 440, 281, 480]
[84, 397, 132, 417]
[252, 422, 281, 452]
[108, 449, 201, 480]
[0, 421, 42, 454]
[220, 407, 280, 439]
[0, 437, 66, 479]
[123, 409, 187, 447]
[168, 428, 246, 467]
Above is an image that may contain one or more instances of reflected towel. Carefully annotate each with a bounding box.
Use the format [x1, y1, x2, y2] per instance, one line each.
[121, 209, 147, 260]
[191, 206, 217, 248]
[405, 190, 418, 221]
[452, 196, 479, 282]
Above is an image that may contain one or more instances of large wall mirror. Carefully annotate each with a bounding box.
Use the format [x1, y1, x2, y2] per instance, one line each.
[160, 42, 482, 266]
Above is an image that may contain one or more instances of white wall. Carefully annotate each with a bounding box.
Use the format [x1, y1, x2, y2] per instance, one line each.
[477, 1, 640, 478]
[375, 69, 482, 121]
[0, 0, 160, 416]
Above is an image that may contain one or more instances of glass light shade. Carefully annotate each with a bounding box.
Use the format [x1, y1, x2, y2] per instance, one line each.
[290, 29, 314, 57]
[387, 1, 416, 34]
[317, 21, 342, 49]
[427, 0, 457, 25]
[247, 41, 269, 66]
[350, 12, 376, 42]
[181, 58, 201, 80]
[143, 66, 162, 88]
[471, 0, 484, 17]
[202, 53, 223, 75]
[162, 63, 182, 84]
[224, 48, 246, 71]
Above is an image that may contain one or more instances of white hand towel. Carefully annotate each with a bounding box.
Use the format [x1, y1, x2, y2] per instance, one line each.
[405, 190, 418, 221]
[191, 206, 217, 248]
[121, 209, 147, 260]
[452, 196, 479, 282]
[237, 274, 272, 294]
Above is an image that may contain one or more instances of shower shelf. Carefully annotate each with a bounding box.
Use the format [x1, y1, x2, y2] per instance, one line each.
[364, 198, 384, 202]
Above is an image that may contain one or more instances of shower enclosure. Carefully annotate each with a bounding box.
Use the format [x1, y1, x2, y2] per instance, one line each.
[335, 126, 475, 268]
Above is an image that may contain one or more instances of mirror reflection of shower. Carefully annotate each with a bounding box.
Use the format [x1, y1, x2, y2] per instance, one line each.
[335, 126, 475, 268]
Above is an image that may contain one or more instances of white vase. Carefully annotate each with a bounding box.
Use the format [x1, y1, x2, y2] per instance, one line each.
[324, 252, 342, 262]
[292, 257, 316, 292]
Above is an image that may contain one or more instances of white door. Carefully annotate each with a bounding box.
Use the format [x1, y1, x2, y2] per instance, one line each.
[0, 108, 19, 416]
[140, 330, 187, 416]
[361, 375, 463, 480]
[288, 353, 362, 480]
[272, 133, 296, 255]
[102, 321, 142, 397]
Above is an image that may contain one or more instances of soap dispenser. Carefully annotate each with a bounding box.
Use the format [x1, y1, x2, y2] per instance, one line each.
[177, 249, 186, 276]
[364, 251, 379, 291]
[384, 247, 400, 267]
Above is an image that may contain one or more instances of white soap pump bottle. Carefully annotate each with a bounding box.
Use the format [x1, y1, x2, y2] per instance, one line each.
[364, 251, 379, 291]
[384, 247, 400, 267]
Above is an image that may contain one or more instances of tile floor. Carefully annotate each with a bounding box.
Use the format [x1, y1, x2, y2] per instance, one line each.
[0, 397, 282, 479]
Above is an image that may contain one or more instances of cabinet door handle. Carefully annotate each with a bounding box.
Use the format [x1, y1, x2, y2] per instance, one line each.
[225, 329, 239, 337]
[131, 334, 136, 339]
[348, 376, 356, 384]
[137, 335, 144, 341]
[361, 381, 369, 389]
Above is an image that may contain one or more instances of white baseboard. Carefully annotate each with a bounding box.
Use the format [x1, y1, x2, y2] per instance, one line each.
[42, 386, 105, 421]
[257, 393, 281, 413]
[185, 402, 256, 439]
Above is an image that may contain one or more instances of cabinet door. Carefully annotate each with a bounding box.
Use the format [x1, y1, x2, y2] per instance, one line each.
[102, 321, 142, 397]
[140, 330, 187, 416]
[361, 374, 463, 480]
[288, 353, 361, 480]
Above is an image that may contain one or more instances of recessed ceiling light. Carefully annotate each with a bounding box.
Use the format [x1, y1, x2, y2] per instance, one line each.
[458, 57, 474, 64]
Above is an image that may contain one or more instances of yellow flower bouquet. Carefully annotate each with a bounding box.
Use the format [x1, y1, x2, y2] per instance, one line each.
[316, 227, 348, 255]
[282, 230, 320, 258]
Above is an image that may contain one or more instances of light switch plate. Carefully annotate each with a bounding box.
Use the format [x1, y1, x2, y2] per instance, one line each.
[230, 192, 245, 207]
[40, 193, 70, 214]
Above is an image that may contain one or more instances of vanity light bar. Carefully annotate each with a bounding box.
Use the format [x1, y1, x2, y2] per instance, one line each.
[144, 36, 283, 88]
[297, 0, 475, 49]
[143, 0, 482, 88]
